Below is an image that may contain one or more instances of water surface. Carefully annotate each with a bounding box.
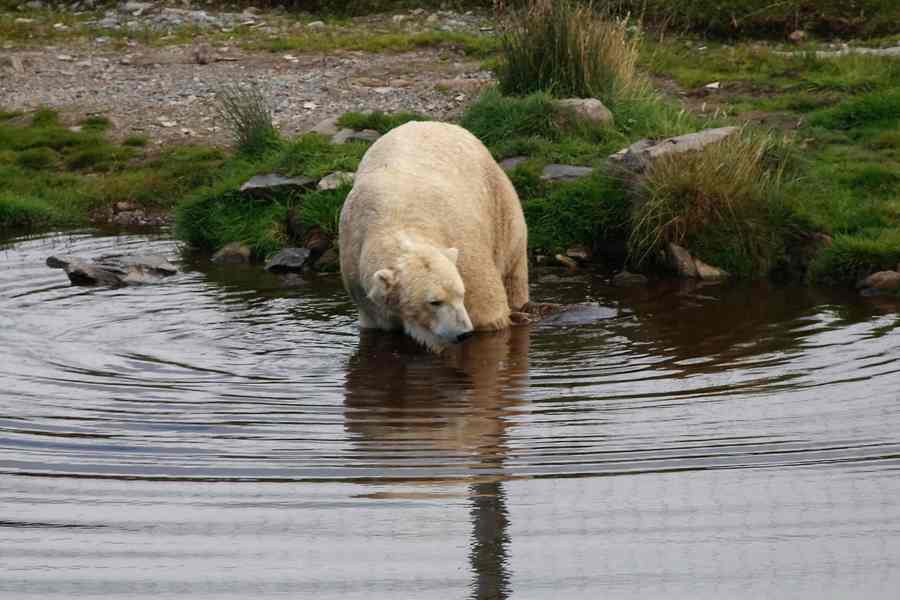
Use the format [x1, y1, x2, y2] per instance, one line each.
[2, 230, 899, 599]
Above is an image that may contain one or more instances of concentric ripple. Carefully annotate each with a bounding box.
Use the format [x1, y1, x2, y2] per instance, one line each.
[1, 229, 899, 599]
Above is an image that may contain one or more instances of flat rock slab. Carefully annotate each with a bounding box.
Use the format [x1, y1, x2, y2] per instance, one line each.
[541, 164, 593, 181]
[47, 253, 177, 287]
[610, 127, 739, 172]
[857, 270, 900, 293]
[499, 156, 528, 172]
[240, 174, 316, 195]
[265, 247, 311, 273]
[332, 128, 381, 145]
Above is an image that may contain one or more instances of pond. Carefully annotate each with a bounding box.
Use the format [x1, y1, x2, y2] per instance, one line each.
[2, 230, 899, 599]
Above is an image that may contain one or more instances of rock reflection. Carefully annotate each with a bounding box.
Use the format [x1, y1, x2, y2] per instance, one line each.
[344, 327, 530, 600]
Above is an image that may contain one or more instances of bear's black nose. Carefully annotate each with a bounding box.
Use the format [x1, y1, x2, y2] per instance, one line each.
[456, 331, 474, 343]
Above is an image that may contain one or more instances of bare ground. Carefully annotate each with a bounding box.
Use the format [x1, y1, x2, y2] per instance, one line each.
[0, 39, 494, 146]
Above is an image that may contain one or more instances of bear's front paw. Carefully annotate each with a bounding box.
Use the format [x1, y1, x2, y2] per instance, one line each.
[509, 311, 533, 326]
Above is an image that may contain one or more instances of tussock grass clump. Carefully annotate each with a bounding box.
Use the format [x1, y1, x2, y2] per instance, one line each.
[497, 0, 641, 102]
[336, 111, 425, 134]
[0, 192, 56, 229]
[16, 147, 59, 170]
[629, 132, 792, 276]
[275, 134, 365, 179]
[215, 84, 280, 157]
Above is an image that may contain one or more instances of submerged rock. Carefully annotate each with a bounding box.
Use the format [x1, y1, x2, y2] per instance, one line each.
[239, 173, 316, 195]
[612, 270, 648, 287]
[47, 253, 177, 287]
[265, 247, 311, 273]
[211, 242, 251, 264]
[609, 127, 739, 172]
[558, 98, 613, 125]
[541, 164, 593, 182]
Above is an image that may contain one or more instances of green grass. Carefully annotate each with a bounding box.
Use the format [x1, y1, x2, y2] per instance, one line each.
[336, 111, 425, 134]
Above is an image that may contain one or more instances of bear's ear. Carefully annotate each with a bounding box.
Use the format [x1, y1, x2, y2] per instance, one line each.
[369, 269, 396, 301]
[443, 247, 459, 265]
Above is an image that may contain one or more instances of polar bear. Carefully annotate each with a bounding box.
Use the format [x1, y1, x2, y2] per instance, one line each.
[339, 121, 529, 352]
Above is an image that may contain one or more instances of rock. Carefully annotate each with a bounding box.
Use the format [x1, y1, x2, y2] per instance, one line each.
[0, 56, 25, 73]
[47, 253, 177, 287]
[111, 209, 146, 226]
[558, 98, 613, 125]
[307, 20, 325, 28]
[788, 30, 807, 44]
[666, 243, 698, 278]
[114, 201, 137, 212]
[857, 271, 900, 293]
[412, 8, 426, 16]
[314, 247, 340, 272]
[704, 81, 721, 90]
[612, 270, 648, 287]
[565, 245, 591, 262]
[609, 127, 739, 173]
[239, 173, 316, 195]
[120, 1, 153, 15]
[555, 254, 579, 271]
[317, 171, 355, 191]
[694, 257, 729, 281]
[426, 14, 439, 23]
[541, 164, 593, 181]
[331, 128, 380, 145]
[303, 226, 332, 256]
[308, 115, 345, 136]
[538, 303, 618, 326]
[265, 247, 311, 273]
[499, 156, 527, 172]
[211, 242, 251, 264]
[192, 43, 212, 65]
[392, 14, 407, 22]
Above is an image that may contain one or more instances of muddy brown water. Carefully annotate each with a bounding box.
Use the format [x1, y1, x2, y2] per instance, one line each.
[2, 230, 899, 599]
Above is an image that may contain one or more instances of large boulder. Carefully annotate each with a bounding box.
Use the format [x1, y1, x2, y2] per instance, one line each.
[609, 127, 739, 172]
[47, 254, 177, 287]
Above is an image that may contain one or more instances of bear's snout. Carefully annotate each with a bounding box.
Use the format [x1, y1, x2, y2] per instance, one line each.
[456, 331, 474, 343]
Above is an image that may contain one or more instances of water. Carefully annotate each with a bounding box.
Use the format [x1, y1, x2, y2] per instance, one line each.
[2, 230, 899, 599]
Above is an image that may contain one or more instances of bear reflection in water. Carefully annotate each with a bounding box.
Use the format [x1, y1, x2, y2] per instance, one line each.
[343, 326, 530, 468]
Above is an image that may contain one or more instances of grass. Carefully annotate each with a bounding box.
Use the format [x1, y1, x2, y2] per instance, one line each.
[497, 0, 641, 102]
[215, 84, 281, 157]
[0, 109, 229, 231]
[336, 111, 426, 134]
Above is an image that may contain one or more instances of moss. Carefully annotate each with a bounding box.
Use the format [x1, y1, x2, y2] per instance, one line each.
[809, 229, 900, 286]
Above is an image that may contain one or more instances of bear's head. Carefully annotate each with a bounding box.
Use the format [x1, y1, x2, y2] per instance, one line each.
[368, 243, 474, 352]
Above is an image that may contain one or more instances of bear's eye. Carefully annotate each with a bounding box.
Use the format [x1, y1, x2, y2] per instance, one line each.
[429, 300, 443, 307]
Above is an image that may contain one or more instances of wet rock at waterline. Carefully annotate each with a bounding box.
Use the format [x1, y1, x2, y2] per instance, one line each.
[211, 242, 251, 264]
[264, 247, 311, 273]
[537, 302, 618, 326]
[239, 173, 316, 196]
[317, 171, 355, 191]
[666, 243, 729, 281]
[609, 127, 739, 173]
[857, 270, 900, 296]
[612, 270, 648, 287]
[541, 164, 593, 182]
[331, 128, 381, 145]
[558, 98, 613, 125]
[47, 253, 177, 287]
